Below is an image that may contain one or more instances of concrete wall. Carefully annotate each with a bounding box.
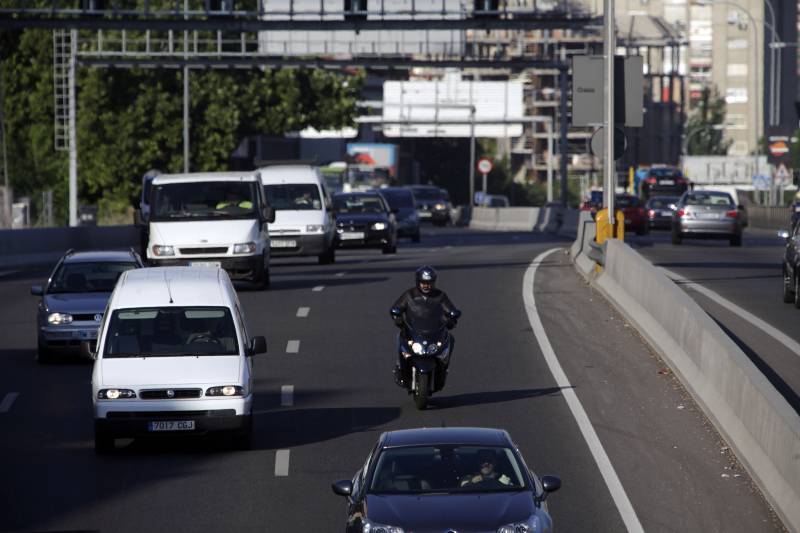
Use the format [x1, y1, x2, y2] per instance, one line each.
[573, 235, 800, 532]
[468, 206, 583, 237]
[0, 226, 139, 270]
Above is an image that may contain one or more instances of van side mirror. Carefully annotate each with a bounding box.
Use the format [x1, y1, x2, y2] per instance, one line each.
[263, 206, 276, 224]
[249, 336, 267, 356]
[30, 285, 43, 296]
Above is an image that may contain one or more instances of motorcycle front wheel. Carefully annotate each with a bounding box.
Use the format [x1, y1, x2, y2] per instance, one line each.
[414, 372, 430, 410]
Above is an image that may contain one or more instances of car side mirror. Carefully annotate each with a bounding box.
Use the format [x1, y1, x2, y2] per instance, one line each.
[30, 285, 43, 296]
[331, 479, 353, 496]
[448, 309, 462, 320]
[390, 306, 403, 320]
[778, 230, 790, 240]
[536, 475, 561, 502]
[249, 336, 267, 356]
[263, 206, 276, 224]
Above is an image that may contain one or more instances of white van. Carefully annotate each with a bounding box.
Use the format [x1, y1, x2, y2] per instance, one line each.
[91, 267, 266, 452]
[146, 172, 274, 288]
[257, 165, 337, 264]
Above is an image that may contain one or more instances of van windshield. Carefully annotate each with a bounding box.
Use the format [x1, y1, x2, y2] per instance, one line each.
[264, 184, 322, 210]
[103, 307, 239, 357]
[151, 181, 258, 221]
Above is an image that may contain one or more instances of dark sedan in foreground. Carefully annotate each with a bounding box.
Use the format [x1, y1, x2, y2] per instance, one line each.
[31, 249, 144, 363]
[645, 195, 680, 230]
[332, 427, 561, 533]
[333, 192, 398, 254]
[671, 190, 743, 246]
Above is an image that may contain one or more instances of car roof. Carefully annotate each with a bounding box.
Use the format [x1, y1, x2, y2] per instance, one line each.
[379, 187, 412, 195]
[257, 165, 320, 185]
[381, 427, 512, 448]
[111, 267, 232, 309]
[152, 172, 258, 185]
[408, 185, 441, 190]
[334, 191, 380, 197]
[63, 250, 138, 264]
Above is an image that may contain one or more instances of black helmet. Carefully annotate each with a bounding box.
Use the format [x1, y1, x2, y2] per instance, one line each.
[415, 266, 437, 294]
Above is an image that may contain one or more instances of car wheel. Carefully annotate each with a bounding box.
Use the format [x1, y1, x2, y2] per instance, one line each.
[318, 245, 336, 265]
[671, 229, 682, 245]
[230, 418, 253, 451]
[94, 430, 114, 454]
[252, 255, 269, 291]
[729, 235, 742, 247]
[412, 231, 421, 243]
[382, 243, 397, 255]
[635, 226, 646, 236]
[36, 344, 52, 364]
[783, 266, 795, 303]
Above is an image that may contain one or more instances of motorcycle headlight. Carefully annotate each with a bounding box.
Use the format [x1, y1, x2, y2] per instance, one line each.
[47, 312, 73, 325]
[371, 222, 387, 231]
[411, 342, 423, 354]
[233, 242, 257, 254]
[363, 520, 405, 533]
[98, 388, 136, 400]
[152, 245, 175, 257]
[497, 516, 541, 533]
[306, 224, 324, 233]
[426, 343, 440, 354]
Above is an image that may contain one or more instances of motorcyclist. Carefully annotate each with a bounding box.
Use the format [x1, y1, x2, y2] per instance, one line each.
[390, 266, 459, 387]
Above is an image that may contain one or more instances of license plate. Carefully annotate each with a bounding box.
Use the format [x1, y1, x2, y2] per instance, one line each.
[190, 261, 221, 268]
[148, 420, 195, 432]
[697, 213, 721, 220]
[659, 179, 675, 185]
[660, 210, 673, 216]
[340, 232, 365, 240]
[418, 211, 432, 218]
[271, 239, 297, 248]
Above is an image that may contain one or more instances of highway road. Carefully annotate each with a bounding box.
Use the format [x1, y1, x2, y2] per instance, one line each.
[0, 227, 782, 532]
[631, 228, 800, 414]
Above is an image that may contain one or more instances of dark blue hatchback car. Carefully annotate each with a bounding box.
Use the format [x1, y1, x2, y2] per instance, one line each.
[332, 427, 561, 533]
[31, 249, 143, 363]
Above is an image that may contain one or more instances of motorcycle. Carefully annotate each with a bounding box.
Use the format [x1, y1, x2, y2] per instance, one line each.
[391, 307, 461, 410]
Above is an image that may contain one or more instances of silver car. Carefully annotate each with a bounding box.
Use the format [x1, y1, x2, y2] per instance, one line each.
[671, 191, 743, 246]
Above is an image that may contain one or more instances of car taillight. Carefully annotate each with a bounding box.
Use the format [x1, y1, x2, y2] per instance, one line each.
[645, 177, 657, 184]
[677, 209, 687, 218]
[725, 210, 739, 219]
[648, 209, 655, 218]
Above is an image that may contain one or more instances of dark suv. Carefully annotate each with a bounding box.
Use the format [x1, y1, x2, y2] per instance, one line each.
[31, 249, 144, 363]
[641, 167, 689, 199]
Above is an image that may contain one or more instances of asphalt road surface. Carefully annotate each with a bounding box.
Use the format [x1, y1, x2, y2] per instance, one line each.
[631, 228, 800, 414]
[0, 227, 782, 532]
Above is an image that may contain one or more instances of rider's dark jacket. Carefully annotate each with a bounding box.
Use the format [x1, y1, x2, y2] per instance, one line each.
[392, 287, 457, 330]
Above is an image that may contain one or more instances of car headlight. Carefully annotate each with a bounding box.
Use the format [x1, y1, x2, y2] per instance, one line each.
[434, 203, 446, 210]
[497, 516, 541, 533]
[152, 245, 175, 257]
[411, 342, 423, 354]
[306, 224, 324, 233]
[233, 242, 257, 254]
[97, 388, 136, 400]
[371, 222, 387, 231]
[206, 385, 245, 397]
[47, 312, 73, 325]
[363, 520, 405, 533]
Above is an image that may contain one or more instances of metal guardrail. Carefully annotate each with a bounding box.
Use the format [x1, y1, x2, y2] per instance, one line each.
[747, 206, 792, 230]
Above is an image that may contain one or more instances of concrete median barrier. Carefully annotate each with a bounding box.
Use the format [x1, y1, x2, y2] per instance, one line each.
[0, 225, 139, 270]
[469, 207, 540, 232]
[581, 237, 800, 532]
[557, 208, 580, 238]
[569, 211, 596, 278]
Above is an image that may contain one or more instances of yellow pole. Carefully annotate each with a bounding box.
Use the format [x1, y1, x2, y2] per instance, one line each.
[628, 166, 634, 195]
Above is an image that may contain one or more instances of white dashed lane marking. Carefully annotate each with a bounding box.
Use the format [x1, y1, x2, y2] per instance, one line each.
[285, 340, 300, 354]
[0, 392, 19, 413]
[275, 450, 290, 476]
[281, 385, 294, 406]
[335, 271, 346, 277]
[312, 285, 325, 292]
[296, 307, 310, 318]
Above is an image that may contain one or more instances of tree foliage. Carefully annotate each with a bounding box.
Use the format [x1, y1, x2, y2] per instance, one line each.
[0, 26, 362, 224]
[686, 85, 732, 156]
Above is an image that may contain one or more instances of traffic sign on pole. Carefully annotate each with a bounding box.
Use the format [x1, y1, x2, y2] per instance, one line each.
[477, 158, 493, 174]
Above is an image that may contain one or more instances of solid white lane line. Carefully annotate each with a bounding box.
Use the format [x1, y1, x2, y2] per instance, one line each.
[524, 249, 643, 533]
[296, 307, 310, 318]
[312, 285, 325, 292]
[275, 449, 290, 476]
[661, 267, 800, 359]
[0, 392, 19, 413]
[281, 385, 294, 406]
[286, 340, 300, 354]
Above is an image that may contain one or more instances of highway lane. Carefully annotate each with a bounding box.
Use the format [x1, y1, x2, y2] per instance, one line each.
[630, 228, 800, 412]
[0, 228, 780, 532]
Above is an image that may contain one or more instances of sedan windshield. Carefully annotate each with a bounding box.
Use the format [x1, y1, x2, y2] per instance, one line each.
[684, 192, 734, 207]
[334, 195, 385, 213]
[411, 188, 446, 201]
[48, 262, 137, 294]
[369, 445, 526, 494]
[264, 184, 322, 211]
[103, 307, 239, 358]
[646, 197, 679, 209]
[151, 181, 258, 221]
[381, 190, 414, 209]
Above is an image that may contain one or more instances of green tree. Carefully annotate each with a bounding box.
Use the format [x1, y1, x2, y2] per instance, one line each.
[685, 85, 732, 156]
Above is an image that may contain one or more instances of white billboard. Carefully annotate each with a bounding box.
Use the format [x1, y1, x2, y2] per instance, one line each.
[381, 79, 524, 138]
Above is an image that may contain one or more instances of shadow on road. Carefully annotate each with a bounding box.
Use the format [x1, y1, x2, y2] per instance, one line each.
[428, 387, 567, 410]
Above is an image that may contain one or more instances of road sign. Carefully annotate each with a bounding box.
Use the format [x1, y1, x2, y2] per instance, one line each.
[769, 140, 790, 157]
[571, 55, 643, 128]
[477, 158, 493, 174]
[775, 163, 790, 185]
[752, 174, 772, 191]
[590, 127, 627, 160]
